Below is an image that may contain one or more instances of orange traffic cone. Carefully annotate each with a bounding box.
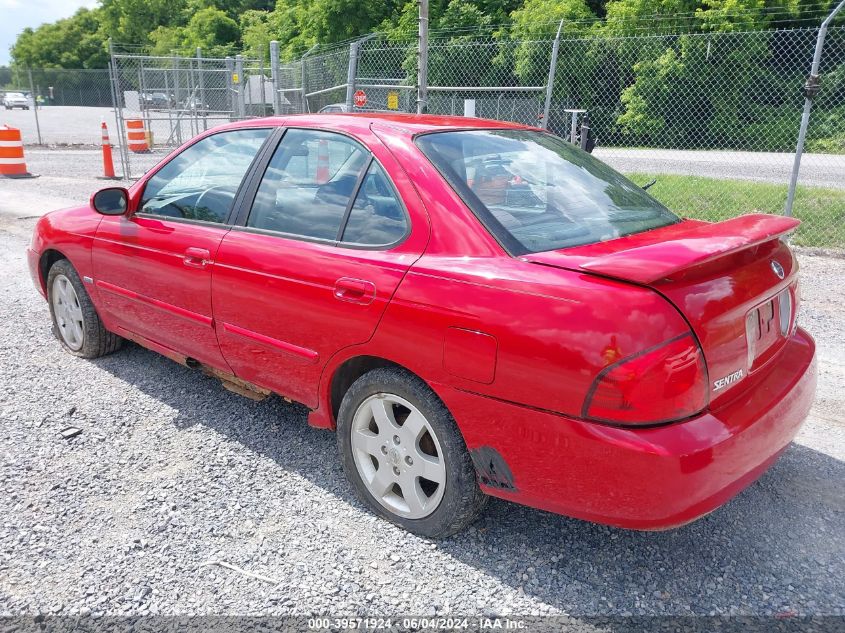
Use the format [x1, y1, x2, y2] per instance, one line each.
[315, 139, 330, 184]
[0, 125, 37, 178]
[126, 119, 150, 153]
[99, 122, 118, 180]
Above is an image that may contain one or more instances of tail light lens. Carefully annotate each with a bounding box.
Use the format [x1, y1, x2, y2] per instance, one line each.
[583, 333, 708, 426]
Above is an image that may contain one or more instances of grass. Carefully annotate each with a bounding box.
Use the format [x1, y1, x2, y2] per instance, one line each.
[626, 173, 845, 249]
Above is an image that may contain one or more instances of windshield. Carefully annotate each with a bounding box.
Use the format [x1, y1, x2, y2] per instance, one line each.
[416, 129, 679, 254]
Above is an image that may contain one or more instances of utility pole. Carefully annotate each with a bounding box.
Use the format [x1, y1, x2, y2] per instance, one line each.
[417, 0, 429, 114]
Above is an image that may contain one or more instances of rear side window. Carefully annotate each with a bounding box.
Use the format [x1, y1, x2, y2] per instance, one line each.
[341, 162, 407, 246]
[247, 129, 369, 240]
[140, 128, 270, 224]
[416, 129, 679, 254]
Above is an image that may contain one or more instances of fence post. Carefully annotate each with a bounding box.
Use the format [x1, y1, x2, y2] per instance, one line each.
[235, 55, 245, 118]
[173, 56, 183, 144]
[300, 44, 319, 113]
[225, 56, 235, 119]
[259, 56, 266, 115]
[27, 69, 42, 145]
[345, 34, 376, 112]
[270, 41, 281, 115]
[301, 55, 308, 113]
[197, 47, 207, 132]
[107, 38, 129, 180]
[785, 0, 845, 217]
[417, 0, 429, 114]
[542, 20, 564, 130]
[345, 40, 360, 111]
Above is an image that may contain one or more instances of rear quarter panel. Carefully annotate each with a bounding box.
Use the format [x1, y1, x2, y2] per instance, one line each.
[353, 255, 694, 419]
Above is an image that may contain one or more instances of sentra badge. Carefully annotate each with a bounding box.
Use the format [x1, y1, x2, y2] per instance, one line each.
[713, 369, 744, 391]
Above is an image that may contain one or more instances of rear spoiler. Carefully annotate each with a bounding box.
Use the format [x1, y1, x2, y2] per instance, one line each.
[578, 214, 800, 285]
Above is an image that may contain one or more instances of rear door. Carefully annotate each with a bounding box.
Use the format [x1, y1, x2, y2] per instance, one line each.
[92, 128, 273, 370]
[211, 127, 428, 407]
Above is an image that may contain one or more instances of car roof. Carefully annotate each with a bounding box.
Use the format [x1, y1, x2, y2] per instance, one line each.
[219, 112, 540, 139]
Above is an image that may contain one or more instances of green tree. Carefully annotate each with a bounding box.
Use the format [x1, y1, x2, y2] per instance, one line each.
[604, 0, 701, 35]
[240, 10, 273, 61]
[98, 0, 188, 48]
[182, 7, 240, 54]
[11, 8, 108, 68]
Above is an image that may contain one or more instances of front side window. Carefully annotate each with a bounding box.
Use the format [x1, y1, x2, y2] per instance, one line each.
[247, 129, 369, 240]
[140, 128, 270, 224]
[416, 130, 679, 254]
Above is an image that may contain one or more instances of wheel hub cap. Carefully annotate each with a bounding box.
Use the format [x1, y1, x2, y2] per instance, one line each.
[51, 274, 84, 351]
[350, 394, 447, 519]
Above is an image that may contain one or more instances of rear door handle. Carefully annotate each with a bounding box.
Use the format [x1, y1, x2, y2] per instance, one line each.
[334, 277, 376, 305]
[183, 247, 211, 269]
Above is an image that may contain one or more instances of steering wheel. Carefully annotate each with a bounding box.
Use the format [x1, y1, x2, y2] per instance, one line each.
[194, 185, 238, 221]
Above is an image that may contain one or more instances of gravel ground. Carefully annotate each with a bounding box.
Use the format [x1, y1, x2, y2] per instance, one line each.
[0, 154, 843, 623]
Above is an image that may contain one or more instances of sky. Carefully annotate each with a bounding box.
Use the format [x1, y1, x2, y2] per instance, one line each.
[1, 0, 98, 65]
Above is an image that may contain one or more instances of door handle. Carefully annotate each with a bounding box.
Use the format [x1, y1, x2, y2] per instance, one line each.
[334, 278, 376, 305]
[183, 247, 211, 269]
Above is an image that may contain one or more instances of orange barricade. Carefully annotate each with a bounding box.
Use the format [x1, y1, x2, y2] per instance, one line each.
[100, 122, 117, 179]
[126, 119, 150, 153]
[0, 125, 34, 178]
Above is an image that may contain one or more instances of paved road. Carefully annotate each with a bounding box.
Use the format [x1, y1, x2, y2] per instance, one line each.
[3, 107, 842, 188]
[594, 147, 845, 190]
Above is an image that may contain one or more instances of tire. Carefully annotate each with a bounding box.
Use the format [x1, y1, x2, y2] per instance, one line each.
[46, 259, 123, 358]
[337, 367, 487, 538]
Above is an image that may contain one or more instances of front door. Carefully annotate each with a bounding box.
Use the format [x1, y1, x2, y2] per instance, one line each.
[211, 127, 428, 407]
[92, 128, 272, 370]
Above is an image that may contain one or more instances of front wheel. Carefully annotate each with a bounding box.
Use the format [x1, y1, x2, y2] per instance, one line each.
[337, 367, 487, 538]
[47, 259, 122, 358]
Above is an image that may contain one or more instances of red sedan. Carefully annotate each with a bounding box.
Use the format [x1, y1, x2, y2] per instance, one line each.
[27, 114, 816, 537]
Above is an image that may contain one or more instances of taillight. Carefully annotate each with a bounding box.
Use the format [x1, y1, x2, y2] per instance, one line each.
[583, 333, 708, 426]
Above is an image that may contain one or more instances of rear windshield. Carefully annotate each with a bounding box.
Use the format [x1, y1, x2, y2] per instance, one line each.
[416, 129, 679, 255]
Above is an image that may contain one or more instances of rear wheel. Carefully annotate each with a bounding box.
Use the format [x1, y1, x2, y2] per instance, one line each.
[337, 367, 487, 537]
[47, 259, 122, 358]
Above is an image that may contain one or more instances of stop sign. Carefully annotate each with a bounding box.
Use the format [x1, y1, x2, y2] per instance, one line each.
[353, 90, 367, 108]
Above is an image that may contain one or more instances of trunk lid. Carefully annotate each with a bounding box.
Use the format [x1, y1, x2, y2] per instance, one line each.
[522, 214, 801, 406]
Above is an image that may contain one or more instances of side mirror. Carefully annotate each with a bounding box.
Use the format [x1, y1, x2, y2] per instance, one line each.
[91, 187, 129, 216]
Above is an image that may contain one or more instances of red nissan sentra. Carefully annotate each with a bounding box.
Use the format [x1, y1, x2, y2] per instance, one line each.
[27, 114, 816, 537]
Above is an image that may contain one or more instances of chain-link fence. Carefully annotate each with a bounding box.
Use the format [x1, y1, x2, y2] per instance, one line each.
[1, 68, 115, 146]
[549, 27, 845, 249]
[2, 21, 842, 248]
[108, 52, 275, 176]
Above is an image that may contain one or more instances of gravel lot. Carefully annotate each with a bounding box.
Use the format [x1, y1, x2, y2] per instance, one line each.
[0, 153, 843, 623]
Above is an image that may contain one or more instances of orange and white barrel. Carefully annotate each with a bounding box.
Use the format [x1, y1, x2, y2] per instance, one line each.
[315, 139, 330, 184]
[126, 119, 149, 153]
[0, 125, 32, 178]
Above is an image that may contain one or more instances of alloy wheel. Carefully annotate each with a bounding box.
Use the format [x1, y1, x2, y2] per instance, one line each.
[350, 394, 447, 519]
[51, 274, 85, 351]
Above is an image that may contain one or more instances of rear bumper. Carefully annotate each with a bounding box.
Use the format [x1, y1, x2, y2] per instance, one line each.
[437, 327, 817, 530]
